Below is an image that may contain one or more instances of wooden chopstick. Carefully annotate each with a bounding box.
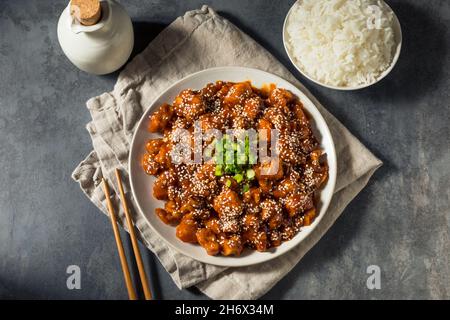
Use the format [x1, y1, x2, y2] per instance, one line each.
[115, 169, 153, 300]
[102, 178, 138, 300]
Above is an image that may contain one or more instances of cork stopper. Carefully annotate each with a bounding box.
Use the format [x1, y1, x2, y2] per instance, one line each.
[70, 0, 102, 26]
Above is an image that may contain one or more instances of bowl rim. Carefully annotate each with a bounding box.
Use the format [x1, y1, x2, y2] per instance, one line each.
[128, 66, 337, 267]
[282, 0, 403, 91]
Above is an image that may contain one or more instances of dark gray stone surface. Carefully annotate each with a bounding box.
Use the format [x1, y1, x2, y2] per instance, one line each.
[0, 0, 448, 300]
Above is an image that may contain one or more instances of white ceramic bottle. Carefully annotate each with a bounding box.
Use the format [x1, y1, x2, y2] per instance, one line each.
[57, 0, 134, 75]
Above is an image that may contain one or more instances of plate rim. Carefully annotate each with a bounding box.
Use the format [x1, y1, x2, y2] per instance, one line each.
[128, 66, 337, 267]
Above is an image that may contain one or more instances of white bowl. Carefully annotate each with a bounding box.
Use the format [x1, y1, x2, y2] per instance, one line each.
[129, 67, 337, 267]
[283, 0, 402, 90]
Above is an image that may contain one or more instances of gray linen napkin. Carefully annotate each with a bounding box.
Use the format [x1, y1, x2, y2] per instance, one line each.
[72, 5, 382, 299]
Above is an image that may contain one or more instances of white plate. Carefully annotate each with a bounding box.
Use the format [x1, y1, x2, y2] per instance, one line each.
[283, 0, 402, 90]
[129, 67, 337, 267]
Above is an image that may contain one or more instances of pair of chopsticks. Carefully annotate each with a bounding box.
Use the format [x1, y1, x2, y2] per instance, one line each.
[102, 169, 152, 300]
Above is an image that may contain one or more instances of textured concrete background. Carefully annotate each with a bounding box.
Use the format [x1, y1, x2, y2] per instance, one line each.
[0, 0, 448, 299]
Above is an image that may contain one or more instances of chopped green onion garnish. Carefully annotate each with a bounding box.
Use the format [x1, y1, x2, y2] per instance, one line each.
[213, 134, 259, 176]
[225, 179, 232, 188]
[237, 153, 247, 165]
[214, 141, 223, 164]
[224, 164, 234, 173]
[234, 173, 243, 183]
[224, 137, 233, 149]
[246, 169, 255, 180]
[242, 184, 250, 193]
[215, 165, 223, 176]
[225, 149, 234, 163]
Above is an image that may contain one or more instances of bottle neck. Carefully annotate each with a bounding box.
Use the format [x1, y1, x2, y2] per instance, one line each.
[71, 0, 102, 26]
[70, 1, 113, 36]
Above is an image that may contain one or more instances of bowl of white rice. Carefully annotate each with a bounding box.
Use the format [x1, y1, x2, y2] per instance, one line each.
[283, 0, 402, 90]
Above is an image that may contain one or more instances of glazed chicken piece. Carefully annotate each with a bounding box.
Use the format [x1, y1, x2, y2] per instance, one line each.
[241, 213, 261, 231]
[284, 192, 314, 217]
[303, 208, 317, 226]
[242, 187, 262, 205]
[255, 159, 284, 180]
[190, 163, 218, 198]
[243, 228, 268, 252]
[176, 214, 198, 243]
[263, 106, 290, 131]
[200, 82, 221, 102]
[155, 208, 178, 225]
[213, 189, 243, 233]
[269, 230, 282, 247]
[141, 153, 160, 175]
[260, 198, 283, 230]
[145, 139, 164, 154]
[223, 82, 253, 106]
[196, 228, 220, 256]
[257, 178, 273, 194]
[163, 200, 182, 223]
[242, 187, 262, 216]
[303, 150, 329, 191]
[173, 89, 206, 122]
[153, 143, 172, 169]
[153, 169, 176, 200]
[273, 178, 300, 198]
[221, 234, 244, 256]
[148, 103, 173, 133]
[291, 101, 309, 126]
[243, 96, 263, 121]
[213, 189, 243, 218]
[142, 139, 166, 175]
[268, 87, 294, 108]
[205, 217, 221, 234]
